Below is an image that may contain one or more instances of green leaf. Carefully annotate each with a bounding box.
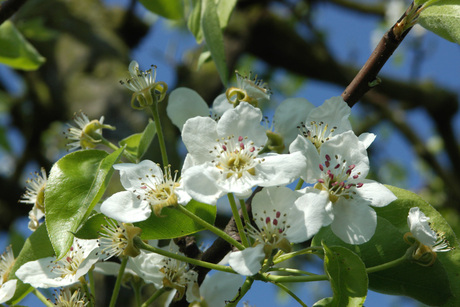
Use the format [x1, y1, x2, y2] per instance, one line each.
[216, 0, 237, 29]
[135, 200, 217, 239]
[187, 0, 203, 43]
[74, 213, 107, 239]
[0, 21, 45, 70]
[321, 243, 368, 306]
[312, 185, 460, 306]
[45, 148, 124, 259]
[418, 0, 460, 45]
[8, 224, 54, 305]
[119, 119, 156, 161]
[201, 0, 229, 86]
[138, 0, 183, 20]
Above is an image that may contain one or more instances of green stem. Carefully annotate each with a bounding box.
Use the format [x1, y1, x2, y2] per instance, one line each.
[79, 276, 94, 307]
[32, 289, 54, 307]
[273, 246, 322, 264]
[239, 198, 251, 228]
[149, 103, 169, 167]
[109, 256, 128, 307]
[295, 178, 304, 190]
[228, 193, 250, 247]
[175, 204, 245, 250]
[141, 288, 167, 307]
[131, 280, 142, 307]
[366, 253, 407, 274]
[268, 267, 318, 276]
[274, 283, 307, 307]
[259, 272, 329, 283]
[226, 277, 254, 307]
[135, 237, 237, 273]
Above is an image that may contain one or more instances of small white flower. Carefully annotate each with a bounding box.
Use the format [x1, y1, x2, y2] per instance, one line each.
[98, 219, 142, 260]
[19, 168, 47, 231]
[406, 207, 452, 264]
[129, 241, 200, 303]
[0, 245, 15, 284]
[120, 61, 168, 109]
[100, 160, 191, 223]
[295, 131, 396, 244]
[228, 187, 326, 275]
[16, 238, 100, 288]
[181, 102, 305, 205]
[51, 288, 87, 307]
[64, 111, 115, 151]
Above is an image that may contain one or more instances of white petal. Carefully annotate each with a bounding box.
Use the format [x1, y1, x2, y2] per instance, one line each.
[358, 132, 376, 149]
[0, 280, 17, 303]
[291, 188, 333, 242]
[201, 271, 243, 307]
[274, 97, 315, 150]
[114, 160, 163, 191]
[289, 135, 322, 183]
[182, 164, 224, 205]
[128, 250, 163, 287]
[354, 179, 397, 208]
[216, 102, 267, 145]
[212, 93, 233, 117]
[407, 207, 437, 246]
[228, 245, 265, 276]
[256, 151, 306, 187]
[307, 96, 352, 134]
[330, 200, 377, 244]
[182, 117, 219, 165]
[167, 88, 210, 131]
[100, 191, 151, 222]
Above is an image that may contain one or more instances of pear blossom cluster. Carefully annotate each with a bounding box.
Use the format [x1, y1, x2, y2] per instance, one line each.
[6, 62, 454, 307]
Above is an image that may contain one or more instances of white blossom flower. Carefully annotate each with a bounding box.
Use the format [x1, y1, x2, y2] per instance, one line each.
[294, 131, 397, 244]
[64, 111, 115, 151]
[198, 271, 243, 307]
[129, 241, 200, 303]
[225, 71, 271, 108]
[405, 207, 452, 265]
[181, 102, 306, 205]
[51, 288, 87, 307]
[228, 187, 327, 275]
[19, 168, 47, 231]
[16, 238, 100, 288]
[98, 218, 142, 260]
[100, 160, 191, 223]
[120, 61, 168, 109]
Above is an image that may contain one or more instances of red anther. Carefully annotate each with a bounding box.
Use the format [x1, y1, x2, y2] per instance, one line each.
[319, 164, 324, 171]
[353, 175, 359, 179]
[70, 246, 74, 251]
[141, 185, 147, 189]
[325, 154, 331, 161]
[356, 183, 364, 188]
[66, 257, 72, 263]
[276, 211, 281, 218]
[273, 219, 278, 226]
[348, 164, 356, 170]
[266, 217, 271, 224]
[334, 164, 340, 169]
[345, 184, 353, 189]
[222, 145, 227, 151]
[240, 143, 245, 149]
[339, 182, 345, 187]
[325, 161, 330, 168]
[238, 136, 243, 142]
[250, 147, 255, 152]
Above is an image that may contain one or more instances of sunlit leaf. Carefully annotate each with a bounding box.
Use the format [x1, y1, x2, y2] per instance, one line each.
[418, 0, 460, 45]
[0, 21, 45, 70]
[45, 148, 124, 259]
[312, 186, 460, 306]
[201, 0, 228, 85]
[119, 119, 156, 162]
[138, 0, 183, 20]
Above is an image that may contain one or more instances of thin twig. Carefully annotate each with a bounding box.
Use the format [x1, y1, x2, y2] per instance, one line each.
[0, 0, 27, 26]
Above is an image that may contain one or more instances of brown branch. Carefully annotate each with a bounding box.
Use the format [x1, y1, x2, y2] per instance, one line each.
[0, 0, 27, 25]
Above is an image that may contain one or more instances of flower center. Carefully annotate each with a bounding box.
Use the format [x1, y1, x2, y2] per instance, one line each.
[314, 154, 363, 203]
[51, 244, 86, 278]
[136, 166, 181, 215]
[212, 135, 263, 179]
[299, 121, 338, 150]
[248, 208, 291, 253]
